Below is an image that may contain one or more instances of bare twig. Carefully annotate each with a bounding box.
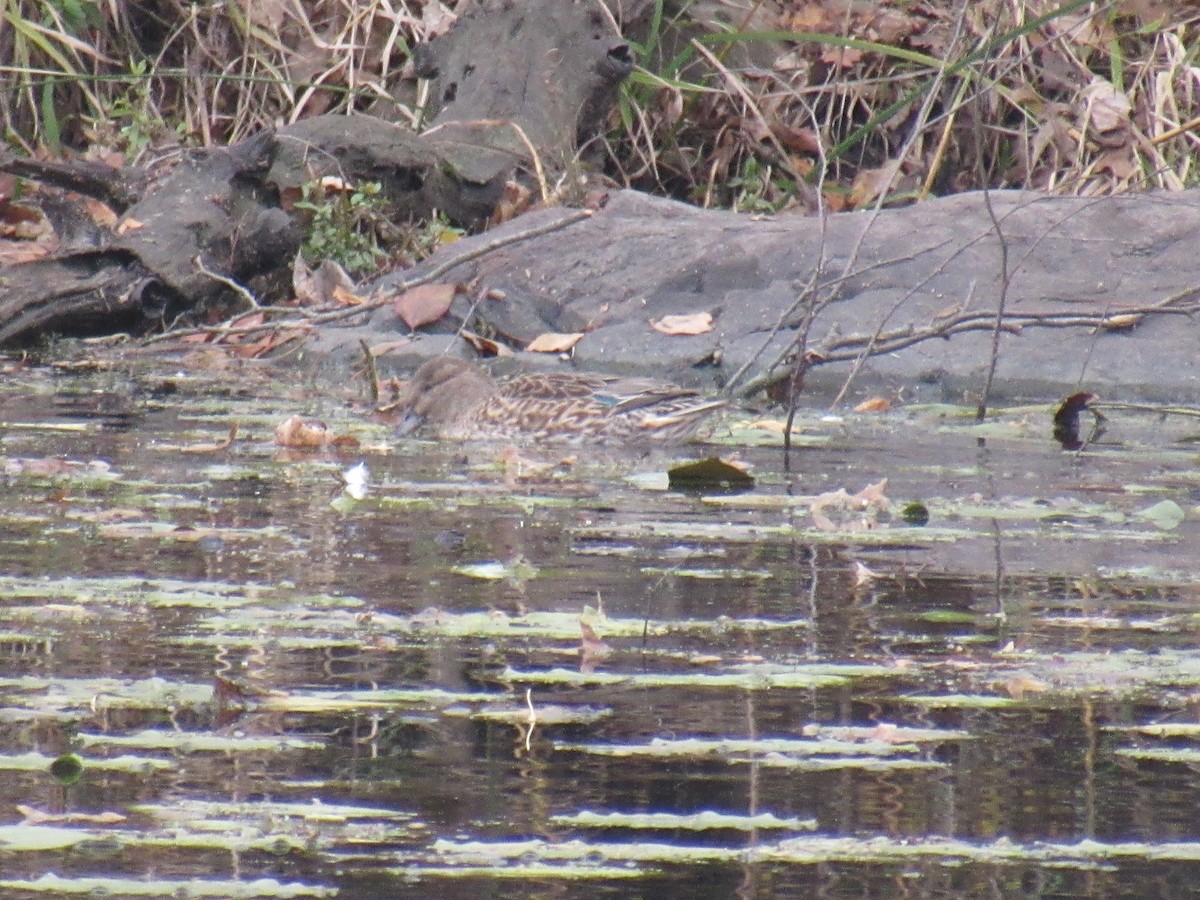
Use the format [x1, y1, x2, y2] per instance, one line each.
[360, 338, 380, 402]
[975, 187, 1010, 421]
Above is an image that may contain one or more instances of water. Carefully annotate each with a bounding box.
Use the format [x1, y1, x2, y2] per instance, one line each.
[0, 358, 1198, 897]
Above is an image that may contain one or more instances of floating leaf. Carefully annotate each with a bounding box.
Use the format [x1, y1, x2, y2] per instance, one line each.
[1137, 499, 1185, 531]
[854, 397, 891, 413]
[667, 457, 754, 491]
[18, 806, 125, 826]
[274, 415, 332, 448]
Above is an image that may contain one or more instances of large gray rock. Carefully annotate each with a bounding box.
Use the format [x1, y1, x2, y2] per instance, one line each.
[310, 188, 1200, 404]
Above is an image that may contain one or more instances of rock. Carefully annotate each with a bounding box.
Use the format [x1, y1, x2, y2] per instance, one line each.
[313, 187, 1200, 405]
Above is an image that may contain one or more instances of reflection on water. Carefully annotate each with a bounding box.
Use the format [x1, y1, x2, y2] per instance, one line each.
[0, 362, 1199, 897]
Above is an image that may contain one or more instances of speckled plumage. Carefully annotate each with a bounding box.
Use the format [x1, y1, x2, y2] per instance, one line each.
[394, 357, 725, 444]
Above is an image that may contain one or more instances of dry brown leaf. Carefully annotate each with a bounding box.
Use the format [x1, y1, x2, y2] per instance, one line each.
[651, 311, 713, 336]
[1093, 147, 1138, 179]
[0, 235, 56, 264]
[486, 180, 533, 227]
[331, 284, 364, 306]
[809, 479, 891, 531]
[1100, 312, 1142, 330]
[460, 330, 515, 357]
[853, 397, 891, 413]
[247, 0, 287, 30]
[849, 160, 902, 209]
[852, 478, 890, 508]
[367, 338, 416, 357]
[225, 311, 266, 334]
[19, 805, 127, 826]
[783, 7, 831, 30]
[395, 283, 458, 330]
[275, 415, 332, 448]
[820, 45, 863, 68]
[1084, 79, 1132, 136]
[294, 254, 358, 307]
[525, 331, 584, 353]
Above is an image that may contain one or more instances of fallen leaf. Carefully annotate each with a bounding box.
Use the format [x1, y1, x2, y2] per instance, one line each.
[667, 457, 754, 490]
[395, 283, 458, 330]
[525, 331, 584, 353]
[849, 159, 903, 209]
[18, 805, 126, 826]
[1084, 79, 1131, 136]
[1138, 499, 1185, 531]
[331, 283, 365, 307]
[460, 330, 515, 357]
[809, 479, 890, 531]
[821, 45, 863, 68]
[486, 179, 533, 227]
[367, 339, 416, 357]
[1100, 312, 1142, 330]
[651, 311, 714, 335]
[853, 397, 891, 413]
[275, 415, 333, 448]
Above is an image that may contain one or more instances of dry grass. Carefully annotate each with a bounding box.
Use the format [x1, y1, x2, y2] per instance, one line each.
[0, 0, 437, 159]
[2, 0, 1198, 208]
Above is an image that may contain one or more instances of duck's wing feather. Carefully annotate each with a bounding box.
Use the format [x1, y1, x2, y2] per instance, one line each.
[499, 373, 609, 401]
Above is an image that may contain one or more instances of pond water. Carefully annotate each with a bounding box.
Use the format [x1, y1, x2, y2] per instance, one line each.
[1, 356, 1199, 898]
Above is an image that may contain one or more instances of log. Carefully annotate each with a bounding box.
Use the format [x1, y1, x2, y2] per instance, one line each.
[0, 0, 634, 344]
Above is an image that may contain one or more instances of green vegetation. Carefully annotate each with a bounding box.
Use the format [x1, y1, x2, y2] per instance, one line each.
[295, 179, 388, 276]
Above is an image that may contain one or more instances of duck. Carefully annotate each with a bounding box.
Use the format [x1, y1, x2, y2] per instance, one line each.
[392, 356, 725, 444]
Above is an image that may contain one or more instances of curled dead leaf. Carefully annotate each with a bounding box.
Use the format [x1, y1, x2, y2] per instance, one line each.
[275, 415, 332, 448]
[460, 330, 515, 357]
[1084, 79, 1131, 136]
[1100, 312, 1142, 330]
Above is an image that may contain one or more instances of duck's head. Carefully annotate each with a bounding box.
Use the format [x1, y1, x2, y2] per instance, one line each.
[393, 356, 495, 436]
